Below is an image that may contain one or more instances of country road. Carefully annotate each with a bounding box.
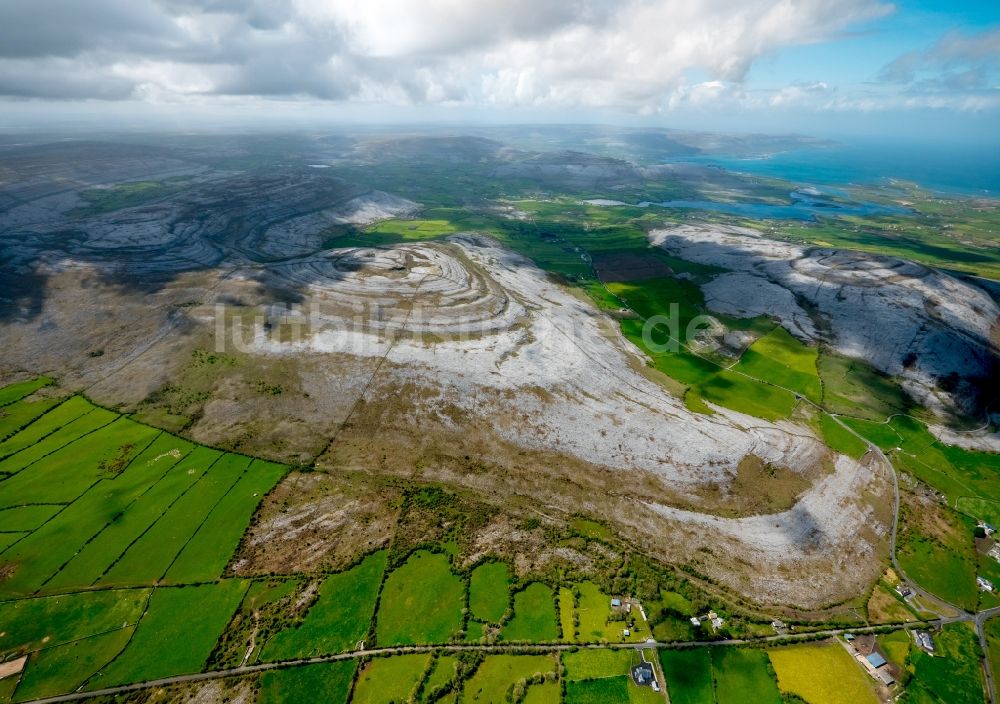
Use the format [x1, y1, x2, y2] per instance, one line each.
[580, 230, 1000, 704]
[21, 619, 969, 704]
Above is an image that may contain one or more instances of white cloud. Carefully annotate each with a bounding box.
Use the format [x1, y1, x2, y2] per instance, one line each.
[0, 0, 895, 112]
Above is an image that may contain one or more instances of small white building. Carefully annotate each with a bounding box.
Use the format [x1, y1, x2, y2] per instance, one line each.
[977, 576, 994, 593]
[914, 631, 935, 653]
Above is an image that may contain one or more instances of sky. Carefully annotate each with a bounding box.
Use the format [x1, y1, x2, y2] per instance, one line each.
[1, 0, 998, 140]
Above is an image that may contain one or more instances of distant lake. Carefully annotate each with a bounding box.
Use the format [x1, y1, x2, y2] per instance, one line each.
[672, 138, 1000, 196]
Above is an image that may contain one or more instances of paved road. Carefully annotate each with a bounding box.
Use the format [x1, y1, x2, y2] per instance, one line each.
[580, 233, 1000, 704]
[829, 413, 999, 704]
[23, 620, 957, 704]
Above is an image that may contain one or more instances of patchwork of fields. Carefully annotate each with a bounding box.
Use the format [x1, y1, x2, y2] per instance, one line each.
[0, 375, 993, 704]
[0, 382, 287, 701]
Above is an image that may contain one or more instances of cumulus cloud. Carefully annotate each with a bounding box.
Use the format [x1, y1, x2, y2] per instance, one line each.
[0, 0, 894, 111]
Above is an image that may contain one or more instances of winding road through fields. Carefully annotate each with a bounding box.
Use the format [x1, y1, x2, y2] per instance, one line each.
[20, 617, 983, 704]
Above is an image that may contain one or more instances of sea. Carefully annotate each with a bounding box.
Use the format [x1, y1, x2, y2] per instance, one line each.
[672, 137, 1000, 197]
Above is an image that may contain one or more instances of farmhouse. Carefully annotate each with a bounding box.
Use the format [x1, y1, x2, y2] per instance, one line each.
[631, 662, 655, 687]
[771, 619, 788, 635]
[977, 576, 994, 592]
[896, 584, 914, 599]
[611, 598, 622, 608]
[914, 631, 935, 653]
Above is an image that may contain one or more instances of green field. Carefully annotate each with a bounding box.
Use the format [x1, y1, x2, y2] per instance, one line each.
[257, 661, 355, 704]
[0, 395, 97, 461]
[524, 681, 561, 704]
[661, 647, 782, 704]
[0, 377, 52, 406]
[463, 654, 556, 703]
[957, 497, 1000, 526]
[164, 459, 289, 583]
[573, 582, 642, 642]
[99, 452, 252, 585]
[0, 395, 60, 441]
[844, 415, 1000, 514]
[712, 648, 782, 704]
[987, 616, 1000, 701]
[501, 582, 559, 642]
[768, 643, 878, 704]
[89, 581, 249, 689]
[878, 629, 912, 669]
[422, 655, 460, 698]
[376, 550, 465, 646]
[262, 551, 386, 659]
[816, 413, 870, 459]
[897, 501, 979, 611]
[0, 589, 148, 657]
[353, 653, 431, 704]
[565, 676, 631, 704]
[661, 649, 714, 704]
[12, 627, 135, 701]
[563, 649, 632, 680]
[902, 623, 985, 704]
[0, 396, 286, 601]
[733, 326, 822, 404]
[559, 587, 576, 641]
[469, 561, 510, 623]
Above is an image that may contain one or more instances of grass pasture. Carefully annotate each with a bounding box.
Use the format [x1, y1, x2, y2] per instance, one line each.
[565, 676, 631, 704]
[574, 581, 641, 642]
[713, 647, 782, 704]
[867, 583, 917, 623]
[817, 413, 869, 459]
[733, 326, 821, 404]
[0, 589, 148, 657]
[501, 582, 559, 642]
[13, 627, 135, 702]
[164, 458, 288, 583]
[0, 396, 100, 463]
[0, 504, 62, 533]
[660, 648, 714, 704]
[257, 661, 355, 704]
[559, 587, 576, 641]
[99, 452, 251, 585]
[376, 550, 465, 646]
[877, 629, 912, 669]
[352, 654, 430, 704]
[897, 505, 978, 612]
[523, 681, 561, 704]
[262, 551, 386, 660]
[0, 383, 291, 699]
[768, 642, 878, 704]
[463, 654, 556, 703]
[90, 580, 249, 688]
[0, 396, 59, 441]
[987, 617, 1000, 701]
[0, 415, 157, 507]
[0, 377, 52, 406]
[469, 561, 510, 623]
[904, 622, 985, 704]
[563, 648, 632, 681]
[0, 432, 194, 597]
[422, 655, 459, 698]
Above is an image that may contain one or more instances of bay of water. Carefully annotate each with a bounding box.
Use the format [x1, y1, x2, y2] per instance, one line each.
[673, 138, 1000, 196]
